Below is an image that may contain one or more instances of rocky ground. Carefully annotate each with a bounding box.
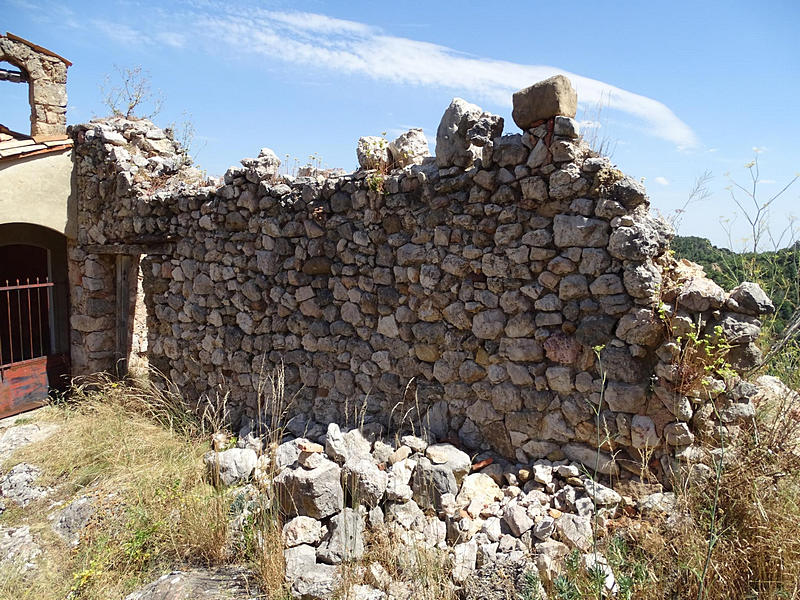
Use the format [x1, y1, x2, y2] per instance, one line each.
[0, 409, 264, 599]
[0, 416, 61, 573]
[0, 401, 682, 600]
[3, 373, 794, 599]
[202, 418, 679, 600]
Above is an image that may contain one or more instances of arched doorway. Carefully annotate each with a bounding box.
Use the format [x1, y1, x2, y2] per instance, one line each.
[0, 223, 70, 417]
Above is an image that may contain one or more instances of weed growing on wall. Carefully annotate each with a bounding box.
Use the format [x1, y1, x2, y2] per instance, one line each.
[366, 132, 389, 195]
[673, 325, 735, 396]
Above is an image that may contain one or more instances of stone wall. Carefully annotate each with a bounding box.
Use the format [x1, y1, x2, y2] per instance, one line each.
[0, 33, 70, 138]
[67, 76, 772, 482]
[67, 120, 189, 374]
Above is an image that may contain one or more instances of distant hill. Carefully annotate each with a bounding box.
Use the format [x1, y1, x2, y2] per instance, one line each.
[671, 235, 800, 331]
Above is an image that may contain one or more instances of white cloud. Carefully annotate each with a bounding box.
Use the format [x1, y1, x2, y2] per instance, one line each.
[92, 19, 186, 49]
[90, 6, 699, 148]
[266, 11, 374, 36]
[654, 176, 670, 186]
[156, 32, 187, 48]
[91, 20, 144, 46]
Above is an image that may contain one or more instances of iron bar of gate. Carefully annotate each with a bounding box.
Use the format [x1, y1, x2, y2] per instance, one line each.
[5, 282, 12, 364]
[0, 278, 54, 367]
[27, 279, 33, 359]
[44, 279, 50, 355]
[36, 279, 43, 356]
[16, 280, 22, 360]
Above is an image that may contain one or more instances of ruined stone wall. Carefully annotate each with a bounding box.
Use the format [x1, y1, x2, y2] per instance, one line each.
[68, 120, 188, 374]
[67, 77, 771, 481]
[0, 33, 70, 138]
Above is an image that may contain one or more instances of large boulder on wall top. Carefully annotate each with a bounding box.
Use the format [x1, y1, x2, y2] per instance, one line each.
[435, 98, 503, 168]
[435, 98, 483, 168]
[727, 281, 775, 316]
[388, 128, 430, 167]
[240, 147, 281, 180]
[512, 74, 578, 129]
[356, 127, 431, 171]
[357, 129, 431, 171]
[356, 136, 391, 171]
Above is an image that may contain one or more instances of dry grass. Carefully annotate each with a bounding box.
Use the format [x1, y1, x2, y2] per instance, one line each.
[618, 380, 800, 600]
[337, 526, 456, 600]
[244, 497, 288, 599]
[674, 396, 800, 599]
[524, 370, 800, 600]
[0, 377, 237, 600]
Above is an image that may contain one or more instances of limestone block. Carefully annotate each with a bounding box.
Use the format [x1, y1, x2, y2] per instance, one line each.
[512, 75, 578, 129]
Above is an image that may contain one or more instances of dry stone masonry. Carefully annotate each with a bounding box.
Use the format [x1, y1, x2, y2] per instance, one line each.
[0, 33, 70, 138]
[67, 76, 773, 488]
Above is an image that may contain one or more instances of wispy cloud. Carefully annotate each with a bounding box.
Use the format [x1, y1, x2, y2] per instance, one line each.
[10, 0, 79, 29]
[266, 11, 374, 35]
[91, 19, 185, 50]
[156, 32, 186, 48]
[91, 20, 144, 46]
[654, 176, 670, 186]
[85, 5, 697, 148]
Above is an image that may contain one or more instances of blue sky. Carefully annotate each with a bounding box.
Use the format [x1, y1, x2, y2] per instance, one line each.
[3, 0, 798, 248]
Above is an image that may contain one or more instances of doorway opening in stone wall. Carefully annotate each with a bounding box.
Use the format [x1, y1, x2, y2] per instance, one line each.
[0, 223, 71, 418]
[0, 59, 31, 135]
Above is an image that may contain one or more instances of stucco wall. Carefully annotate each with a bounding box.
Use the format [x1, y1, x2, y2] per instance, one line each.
[0, 149, 76, 239]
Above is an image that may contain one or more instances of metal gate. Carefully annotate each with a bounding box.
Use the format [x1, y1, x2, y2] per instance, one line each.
[0, 277, 69, 418]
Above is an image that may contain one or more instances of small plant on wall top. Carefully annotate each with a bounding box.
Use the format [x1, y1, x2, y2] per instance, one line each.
[99, 65, 164, 119]
[366, 132, 389, 195]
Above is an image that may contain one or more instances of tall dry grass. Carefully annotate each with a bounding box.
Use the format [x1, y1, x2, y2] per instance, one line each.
[625, 379, 800, 600]
[0, 375, 238, 599]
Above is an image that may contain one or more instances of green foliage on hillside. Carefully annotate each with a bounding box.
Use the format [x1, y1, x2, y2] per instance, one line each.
[672, 235, 800, 332]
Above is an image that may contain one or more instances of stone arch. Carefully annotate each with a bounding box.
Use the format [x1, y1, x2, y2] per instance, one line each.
[0, 33, 70, 138]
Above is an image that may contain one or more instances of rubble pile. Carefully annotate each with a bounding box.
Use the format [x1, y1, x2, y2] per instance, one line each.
[208, 420, 678, 599]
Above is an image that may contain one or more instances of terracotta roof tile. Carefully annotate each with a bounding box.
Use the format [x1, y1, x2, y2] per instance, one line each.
[0, 124, 71, 161]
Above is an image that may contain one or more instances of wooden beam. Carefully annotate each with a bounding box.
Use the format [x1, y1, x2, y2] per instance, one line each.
[115, 255, 133, 377]
[0, 67, 27, 83]
[85, 243, 174, 255]
[5, 32, 73, 66]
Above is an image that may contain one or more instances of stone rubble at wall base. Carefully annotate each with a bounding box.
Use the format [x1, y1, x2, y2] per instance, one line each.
[206, 418, 684, 599]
